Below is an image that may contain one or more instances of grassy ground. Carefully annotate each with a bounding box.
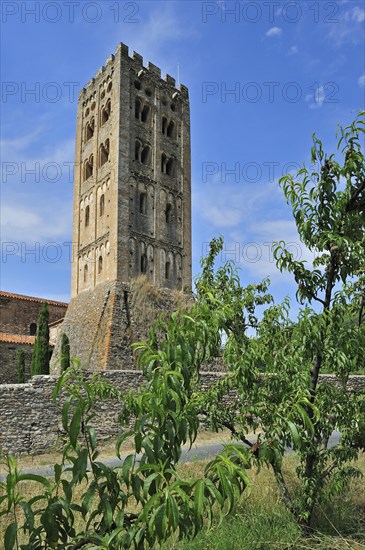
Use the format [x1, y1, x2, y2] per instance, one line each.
[1, 436, 364, 549]
[165, 453, 365, 549]
[0, 428, 233, 474]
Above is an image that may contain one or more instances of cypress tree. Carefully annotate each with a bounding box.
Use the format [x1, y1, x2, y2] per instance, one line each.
[17, 348, 26, 384]
[60, 333, 70, 372]
[31, 302, 50, 376]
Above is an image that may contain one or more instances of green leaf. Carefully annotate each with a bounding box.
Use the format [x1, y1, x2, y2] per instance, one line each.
[154, 503, 167, 539]
[18, 473, 51, 488]
[122, 454, 135, 485]
[4, 522, 17, 550]
[194, 479, 204, 520]
[87, 426, 97, 451]
[69, 405, 82, 448]
[287, 420, 301, 449]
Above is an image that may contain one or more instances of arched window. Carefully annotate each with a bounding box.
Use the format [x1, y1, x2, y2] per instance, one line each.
[141, 146, 150, 166]
[166, 157, 175, 177]
[98, 255, 103, 274]
[30, 323, 37, 336]
[83, 264, 88, 283]
[85, 205, 90, 227]
[135, 98, 141, 120]
[141, 254, 147, 274]
[99, 140, 109, 167]
[85, 118, 94, 142]
[165, 203, 172, 223]
[100, 99, 111, 126]
[135, 140, 142, 162]
[165, 261, 171, 279]
[161, 153, 167, 173]
[162, 116, 168, 135]
[141, 105, 150, 123]
[139, 192, 147, 215]
[99, 194, 105, 216]
[167, 120, 175, 139]
[84, 156, 93, 181]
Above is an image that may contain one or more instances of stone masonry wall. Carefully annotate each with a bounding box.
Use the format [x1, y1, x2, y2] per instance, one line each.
[50, 279, 192, 374]
[0, 293, 67, 336]
[0, 371, 364, 456]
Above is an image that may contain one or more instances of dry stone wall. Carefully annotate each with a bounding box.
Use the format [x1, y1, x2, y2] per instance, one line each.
[0, 371, 364, 456]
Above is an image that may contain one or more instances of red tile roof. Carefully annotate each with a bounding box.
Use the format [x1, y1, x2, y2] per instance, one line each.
[0, 333, 55, 347]
[0, 291, 68, 307]
[0, 333, 35, 345]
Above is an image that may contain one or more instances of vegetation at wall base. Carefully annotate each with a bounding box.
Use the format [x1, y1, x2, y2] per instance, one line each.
[1, 112, 364, 548]
[60, 333, 71, 373]
[30, 302, 50, 376]
[17, 349, 25, 384]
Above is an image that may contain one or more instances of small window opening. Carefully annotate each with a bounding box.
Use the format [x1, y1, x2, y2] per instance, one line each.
[98, 256, 103, 274]
[165, 261, 171, 279]
[167, 120, 175, 139]
[166, 157, 175, 177]
[141, 146, 150, 165]
[141, 105, 150, 123]
[139, 192, 147, 215]
[83, 264, 88, 283]
[85, 205, 90, 227]
[162, 116, 168, 135]
[30, 323, 37, 336]
[99, 194, 105, 216]
[165, 203, 172, 223]
[135, 98, 141, 119]
[134, 80, 141, 90]
[161, 153, 167, 173]
[135, 140, 142, 161]
[141, 254, 147, 273]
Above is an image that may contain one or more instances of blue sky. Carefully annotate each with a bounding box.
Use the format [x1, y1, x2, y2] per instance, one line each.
[1, 0, 364, 310]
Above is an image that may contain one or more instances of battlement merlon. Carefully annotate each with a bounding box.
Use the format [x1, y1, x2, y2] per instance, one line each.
[78, 42, 188, 100]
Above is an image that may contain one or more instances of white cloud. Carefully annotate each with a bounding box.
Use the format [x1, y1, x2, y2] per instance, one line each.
[1, 201, 72, 243]
[326, 5, 365, 46]
[287, 45, 298, 56]
[305, 84, 325, 109]
[346, 6, 365, 22]
[1, 129, 74, 244]
[358, 74, 365, 88]
[265, 27, 282, 38]
[202, 205, 243, 227]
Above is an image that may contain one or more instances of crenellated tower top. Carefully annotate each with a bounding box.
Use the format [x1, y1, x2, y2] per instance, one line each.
[70, 42, 192, 298]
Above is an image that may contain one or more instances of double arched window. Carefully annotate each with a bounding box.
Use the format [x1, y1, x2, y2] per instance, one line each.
[99, 139, 110, 167]
[161, 154, 176, 177]
[85, 117, 95, 142]
[84, 155, 94, 181]
[135, 99, 150, 123]
[100, 99, 111, 126]
[162, 117, 176, 139]
[135, 140, 151, 166]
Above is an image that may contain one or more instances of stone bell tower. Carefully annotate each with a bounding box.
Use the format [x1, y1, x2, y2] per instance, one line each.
[51, 43, 191, 372]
